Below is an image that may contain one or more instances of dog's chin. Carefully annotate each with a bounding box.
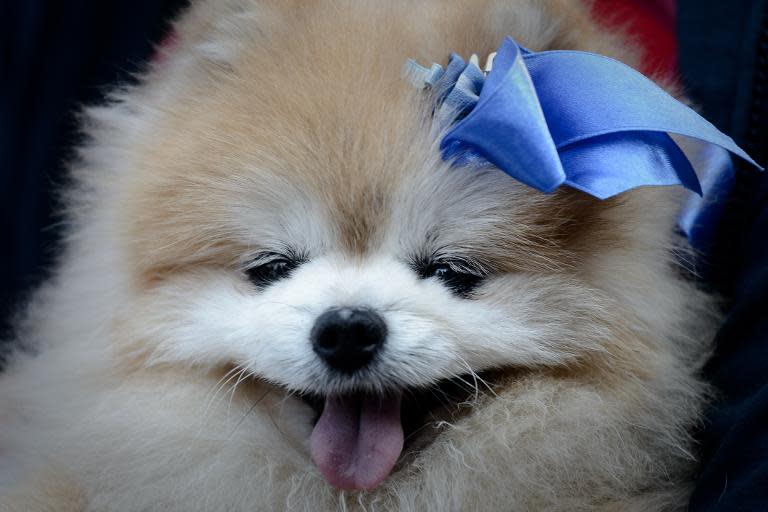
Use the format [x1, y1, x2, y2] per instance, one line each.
[295, 371, 499, 491]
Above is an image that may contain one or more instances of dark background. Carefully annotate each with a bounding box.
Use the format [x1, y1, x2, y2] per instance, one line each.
[1, 1, 766, 509]
[0, 0, 189, 344]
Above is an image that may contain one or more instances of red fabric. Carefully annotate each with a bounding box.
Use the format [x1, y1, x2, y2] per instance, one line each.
[592, 0, 678, 81]
[151, 30, 178, 66]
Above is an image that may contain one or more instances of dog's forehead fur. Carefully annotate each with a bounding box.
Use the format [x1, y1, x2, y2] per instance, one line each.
[120, 0, 646, 281]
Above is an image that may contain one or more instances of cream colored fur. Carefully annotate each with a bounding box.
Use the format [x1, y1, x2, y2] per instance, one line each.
[0, 1, 715, 511]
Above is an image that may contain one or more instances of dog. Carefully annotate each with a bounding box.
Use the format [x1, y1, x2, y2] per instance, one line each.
[0, 1, 716, 510]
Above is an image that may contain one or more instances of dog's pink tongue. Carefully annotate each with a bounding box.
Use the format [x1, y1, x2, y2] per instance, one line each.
[310, 394, 403, 490]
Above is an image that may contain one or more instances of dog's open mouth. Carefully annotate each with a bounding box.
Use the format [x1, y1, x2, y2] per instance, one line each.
[300, 373, 497, 491]
[309, 392, 403, 490]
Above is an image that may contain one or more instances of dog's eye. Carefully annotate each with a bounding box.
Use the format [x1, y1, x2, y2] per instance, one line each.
[416, 260, 484, 298]
[246, 255, 300, 288]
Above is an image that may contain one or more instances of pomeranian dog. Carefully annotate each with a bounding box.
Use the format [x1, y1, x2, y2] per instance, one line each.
[0, 1, 716, 510]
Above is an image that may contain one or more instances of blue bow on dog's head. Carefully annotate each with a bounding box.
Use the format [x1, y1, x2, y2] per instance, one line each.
[404, 37, 762, 245]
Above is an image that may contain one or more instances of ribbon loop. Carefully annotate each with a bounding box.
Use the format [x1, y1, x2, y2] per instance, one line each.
[410, 37, 761, 200]
[405, 37, 762, 247]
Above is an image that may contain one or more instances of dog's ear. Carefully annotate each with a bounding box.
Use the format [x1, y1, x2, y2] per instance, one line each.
[173, 0, 258, 47]
[475, 0, 639, 66]
[162, 0, 285, 73]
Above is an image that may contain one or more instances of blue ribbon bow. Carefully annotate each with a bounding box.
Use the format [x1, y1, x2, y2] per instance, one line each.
[404, 37, 762, 246]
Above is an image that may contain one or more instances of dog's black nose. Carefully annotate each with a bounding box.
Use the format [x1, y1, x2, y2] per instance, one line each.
[311, 307, 387, 374]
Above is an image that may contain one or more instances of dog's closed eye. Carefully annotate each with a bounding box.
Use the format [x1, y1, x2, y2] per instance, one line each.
[245, 252, 306, 288]
[412, 257, 486, 298]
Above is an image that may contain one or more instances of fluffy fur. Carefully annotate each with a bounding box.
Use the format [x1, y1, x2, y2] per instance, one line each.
[0, 1, 715, 510]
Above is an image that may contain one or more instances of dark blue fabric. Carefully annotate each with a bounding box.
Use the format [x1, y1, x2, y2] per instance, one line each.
[689, 169, 768, 512]
[680, 0, 768, 510]
[0, 0, 189, 363]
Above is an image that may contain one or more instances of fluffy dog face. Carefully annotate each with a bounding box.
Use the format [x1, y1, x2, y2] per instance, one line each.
[105, 0, 675, 492]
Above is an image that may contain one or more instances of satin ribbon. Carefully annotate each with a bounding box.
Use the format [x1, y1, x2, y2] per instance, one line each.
[403, 37, 762, 247]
